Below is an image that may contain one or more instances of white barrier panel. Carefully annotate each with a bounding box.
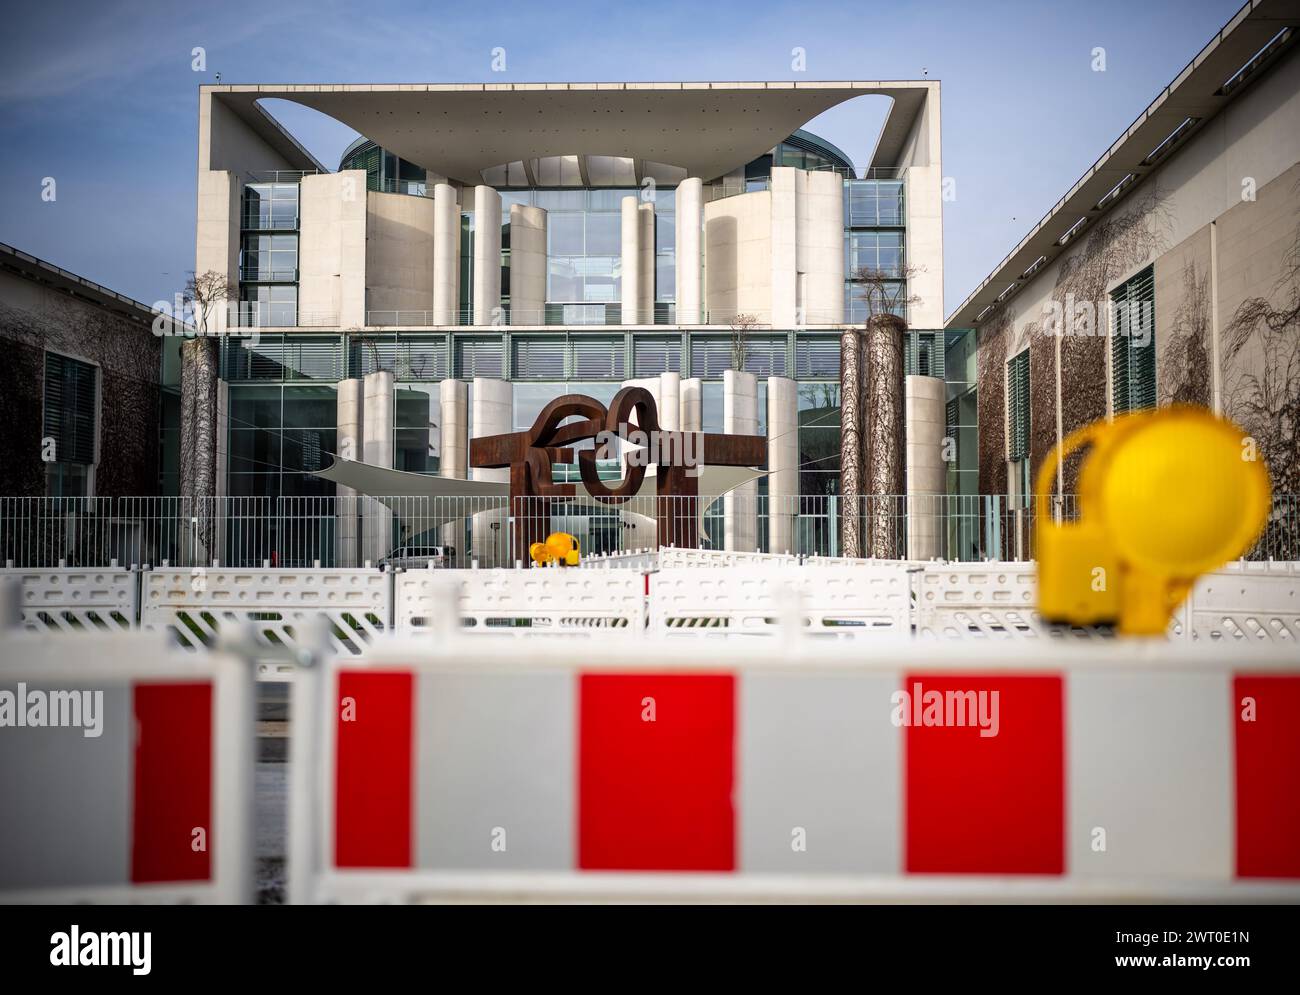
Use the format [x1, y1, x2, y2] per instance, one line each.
[649, 566, 910, 636]
[0, 630, 254, 903]
[915, 563, 1044, 639]
[290, 635, 1300, 903]
[2, 567, 136, 634]
[141, 569, 389, 673]
[658, 547, 800, 569]
[1180, 561, 1300, 642]
[398, 568, 647, 635]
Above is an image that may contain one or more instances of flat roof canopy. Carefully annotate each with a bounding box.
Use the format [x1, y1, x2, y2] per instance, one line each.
[204, 81, 934, 184]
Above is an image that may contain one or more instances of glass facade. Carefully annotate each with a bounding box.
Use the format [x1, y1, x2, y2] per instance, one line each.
[240, 182, 300, 327]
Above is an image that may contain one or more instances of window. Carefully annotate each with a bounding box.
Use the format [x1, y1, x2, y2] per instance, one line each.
[242, 183, 299, 230]
[795, 336, 840, 377]
[1111, 266, 1156, 414]
[633, 336, 682, 377]
[240, 234, 297, 282]
[238, 284, 297, 327]
[741, 337, 788, 376]
[512, 336, 567, 379]
[43, 352, 97, 496]
[455, 337, 503, 378]
[1007, 350, 1030, 461]
[570, 336, 625, 379]
[689, 337, 733, 378]
[845, 180, 904, 227]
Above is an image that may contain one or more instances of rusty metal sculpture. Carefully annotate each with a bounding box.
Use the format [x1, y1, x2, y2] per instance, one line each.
[469, 386, 766, 561]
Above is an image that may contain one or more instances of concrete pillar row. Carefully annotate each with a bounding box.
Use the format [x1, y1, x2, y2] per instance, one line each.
[620, 196, 641, 325]
[432, 184, 460, 325]
[361, 371, 394, 565]
[335, 378, 364, 567]
[509, 204, 547, 326]
[723, 369, 758, 552]
[905, 375, 947, 561]
[674, 178, 703, 324]
[767, 376, 799, 556]
[470, 377, 512, 566]
[472, 186, 502, 326]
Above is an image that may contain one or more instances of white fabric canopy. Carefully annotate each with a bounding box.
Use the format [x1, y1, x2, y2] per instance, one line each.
[313, 457, 767, 542]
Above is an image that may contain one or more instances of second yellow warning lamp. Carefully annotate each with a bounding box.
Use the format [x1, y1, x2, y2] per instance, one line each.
[529, 532, 581, 567]
[1036, 406, 1270, 636]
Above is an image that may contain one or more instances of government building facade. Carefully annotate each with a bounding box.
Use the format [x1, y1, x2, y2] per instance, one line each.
[185, 80, 957, 564]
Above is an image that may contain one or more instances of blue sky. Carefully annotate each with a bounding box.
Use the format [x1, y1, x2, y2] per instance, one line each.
[0, 0, 1246, 321]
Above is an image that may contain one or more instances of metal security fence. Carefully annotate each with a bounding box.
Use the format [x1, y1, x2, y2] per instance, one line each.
[1, 494, 1297, 569]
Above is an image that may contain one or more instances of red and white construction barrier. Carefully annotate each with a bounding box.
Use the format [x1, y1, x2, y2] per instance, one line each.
[0, 630, 255, 903]
[290, 635, 1300, 903]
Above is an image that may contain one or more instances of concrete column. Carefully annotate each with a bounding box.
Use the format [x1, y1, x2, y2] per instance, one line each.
[432, 183, 460, 325]
[639, 202, 655, 323]
[299, 171, 367, 327]
[361, 371, 394, 565]
[723, 369, 758, 552]
[680, 377, 702, 431]
[509, 204, 547, 325]
[195, 169, 238, 334]
[658, 372, 681, 432]
[767, 376, 799, 555]
[471, 378, 512, 566]
[336, 378, 363, 567]
[620, 196, 641, 325]
[799, 170, 845, 325]
[674, 177, 703, 324]
[905, 375, 947, 561]
[472, 186, 502, 326]
[439, 378, 468, 554]
[769, 166, 798, 327]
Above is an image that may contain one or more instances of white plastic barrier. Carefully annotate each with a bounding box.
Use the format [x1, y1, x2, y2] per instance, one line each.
[649, 566, 910, 636]
[915, 562, 1044, 639]
[3, 566, 137, 634]
[0, 629, 254, 903]
[1178, 560, 1300, 642]
[141, 568, 390, 675]
[289, 630, 1300, 903]
[397, 568, 647, 635]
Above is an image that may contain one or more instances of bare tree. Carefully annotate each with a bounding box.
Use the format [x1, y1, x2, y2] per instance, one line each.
[730, 312, 758, 372]
[179, 271, 235, 562]
[851, 265, 921, 558]
[183, 270, 235, 335]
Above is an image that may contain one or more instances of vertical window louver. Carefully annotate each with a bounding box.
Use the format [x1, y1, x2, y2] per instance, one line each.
[43, 352, 97, 465]
[1007, 350, 1030, 461]
[1111, 266, 1156, 414]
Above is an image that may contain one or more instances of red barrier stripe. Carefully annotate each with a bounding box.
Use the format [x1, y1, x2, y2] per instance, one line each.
[131, 682, 213, 883]
[904, 673, 1064, 874]
[335, 671, 414, 868]
[579, 673, 735, 871]
[1234, 674, 1300, 878]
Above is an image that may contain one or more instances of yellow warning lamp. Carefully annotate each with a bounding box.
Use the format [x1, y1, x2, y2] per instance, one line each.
[1036, 406, 1270, 636]
[528, 532, 581, 567]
